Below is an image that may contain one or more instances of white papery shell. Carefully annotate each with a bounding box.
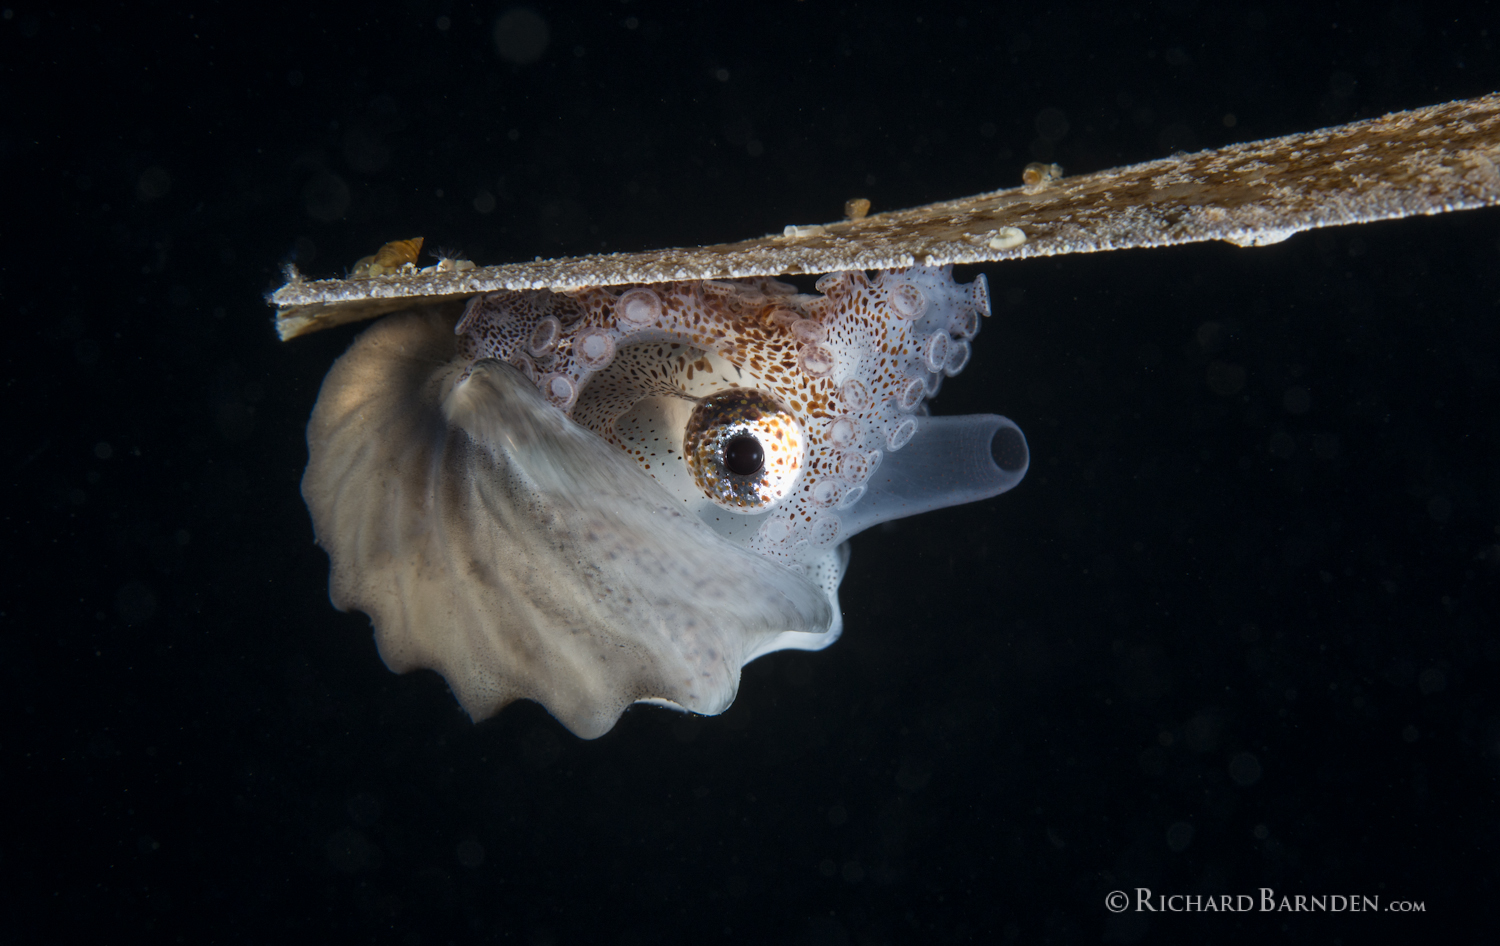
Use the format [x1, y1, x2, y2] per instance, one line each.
[302, 310, 836, 737]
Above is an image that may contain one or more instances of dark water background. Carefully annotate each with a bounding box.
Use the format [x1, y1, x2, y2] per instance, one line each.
[7, 1, 1500, 942]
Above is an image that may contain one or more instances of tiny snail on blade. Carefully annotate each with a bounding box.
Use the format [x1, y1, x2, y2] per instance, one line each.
[844, 197, 871, 221]
[351, 237, 425, 278]
[1021, 162, 1063, 195]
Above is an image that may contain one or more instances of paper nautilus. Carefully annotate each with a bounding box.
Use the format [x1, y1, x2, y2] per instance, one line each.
[271, 95, 1500, 737]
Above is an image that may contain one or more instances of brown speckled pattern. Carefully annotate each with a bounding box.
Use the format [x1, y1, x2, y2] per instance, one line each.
[454, 266, 988, 568]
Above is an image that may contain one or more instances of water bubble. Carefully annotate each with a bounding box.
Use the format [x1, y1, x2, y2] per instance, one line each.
[1283, 385, 1311, 414]
[494, 8, 549, 64]
[1417, 668, 1447, 694]
[302, 172, 350, 222]
[346, 793, 381, 826]
[1034, 108, 1070, 142]
[115, 581, 156, 626]
[1229, 752, 1263, 786]
[325, 828, 380, 872]
[456, 837, 486, 867]
[1166, 821, 1194, 852]
[136, 166, 171, 201]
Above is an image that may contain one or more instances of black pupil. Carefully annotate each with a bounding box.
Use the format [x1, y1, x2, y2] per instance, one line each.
[723, 434, 765, 476]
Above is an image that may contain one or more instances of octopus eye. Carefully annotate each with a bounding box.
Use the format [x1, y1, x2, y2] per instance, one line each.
[685, 389, 805, 513]
[722, 433, 765, 476]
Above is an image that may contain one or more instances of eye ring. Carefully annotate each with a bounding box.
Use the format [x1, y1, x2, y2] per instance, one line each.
[684, 389, 805, 513]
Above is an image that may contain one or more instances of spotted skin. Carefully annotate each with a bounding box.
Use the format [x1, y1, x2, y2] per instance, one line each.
[455, 265, 989, 569]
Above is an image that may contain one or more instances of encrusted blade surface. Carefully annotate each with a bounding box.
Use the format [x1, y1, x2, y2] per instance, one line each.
[271, 94, 1500, 340]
